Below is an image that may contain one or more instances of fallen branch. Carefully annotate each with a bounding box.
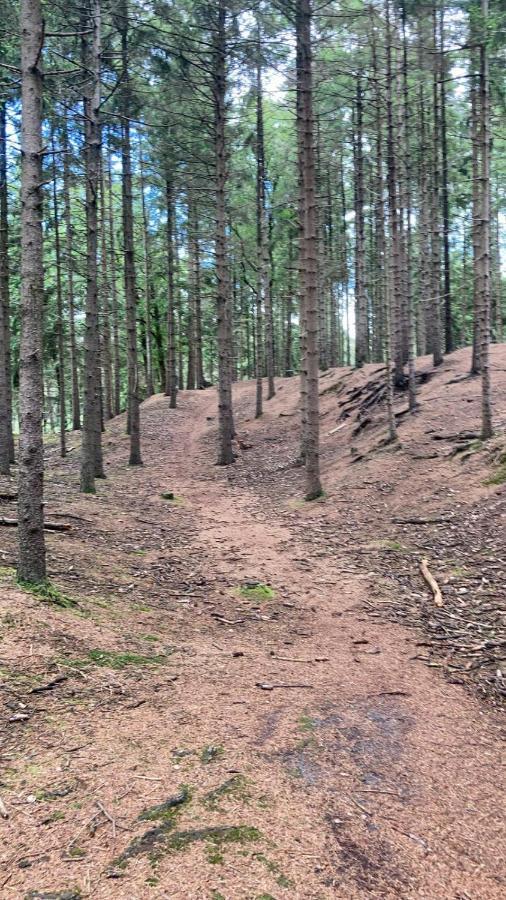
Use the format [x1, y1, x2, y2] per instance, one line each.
[0, 517, 72, 532]
[96, 800, 117, 839]
[327, 423, 347, 436]
[393, 516, 450, 525]
[420, 558, 443, 607]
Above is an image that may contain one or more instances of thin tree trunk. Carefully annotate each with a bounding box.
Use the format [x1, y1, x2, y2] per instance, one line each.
[119, 0, 142, 466]
[285, 229, 295, 375]
[297, 0, 322, 500]
[478, 0, 492, 438]
[107, 151, 121, 415]
[100, 160, 113, 419]
[256, 53, 275, 401]
[139, 144, 154, 397]
[430, 5, 443, 367]
[165, 177, 177, 407]
[439, 6, 452, 353]
[62, 117, 81, 430]
[0, 103, 13, 474]
[385, 0, 403, 383]
[255, 49, 264, 418]
[51, 133, 67, 456]
[354, 78, 368, 368]
[470, 68, 481, 374]
[18, 0, 46, 582]
[401, 2, 417, 410]
[214, 0, 234, 465]
[80, 0, 104, 493]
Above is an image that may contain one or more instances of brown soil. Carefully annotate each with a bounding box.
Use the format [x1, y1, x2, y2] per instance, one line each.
[0, 345, 505, 900]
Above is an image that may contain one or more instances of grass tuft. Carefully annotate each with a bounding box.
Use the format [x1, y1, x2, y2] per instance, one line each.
[17, 579, 77, 608]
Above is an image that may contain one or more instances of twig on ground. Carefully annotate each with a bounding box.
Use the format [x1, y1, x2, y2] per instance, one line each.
[96, 800, 117, 839]
[420, 558, 444, 606]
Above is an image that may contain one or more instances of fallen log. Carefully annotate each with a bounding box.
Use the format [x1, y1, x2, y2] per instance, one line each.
[0, 517, 72, 532]
[420, 558, 443, 607]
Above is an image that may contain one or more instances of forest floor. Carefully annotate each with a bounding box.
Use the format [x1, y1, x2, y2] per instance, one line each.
[0, 345, 505, 900]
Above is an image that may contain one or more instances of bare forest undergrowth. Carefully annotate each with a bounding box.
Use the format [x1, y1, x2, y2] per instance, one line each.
[0, 345, 505, 900]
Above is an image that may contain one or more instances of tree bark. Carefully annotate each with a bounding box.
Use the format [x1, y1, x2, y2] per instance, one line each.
[354, 78, 368, 368]
[296, 0, 322, 500]
[62, 117, 81, 430]
[0, 103, 13, 474]
[439, 6, 452, 353]
[80, 0, 104, 492]
[478, 0, 493, 438]
[119, 0, 142, 466]
[106, 150, 121, 415]
[139, 145, 154, 397]
[165, 177, 177, 407]
[214, 0, 234, 465]
[17, 0, 46, 582]
[100, 160, 113, 419]
[50, 132, 67, 456]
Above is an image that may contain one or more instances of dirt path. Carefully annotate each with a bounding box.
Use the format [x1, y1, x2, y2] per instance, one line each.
[0, 377, 505, 900]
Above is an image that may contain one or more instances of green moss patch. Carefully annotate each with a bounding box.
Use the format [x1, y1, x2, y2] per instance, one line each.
[64, 649, 168, 670]
[111, 822, 261, 873]
[236, 582, 275, 602]
[138, 786, 191, 823]
[160, 492, 184, 505]
[200, 745, 224, 764]
[18, 579, 77, 609]
[484, 453, 506, 486]
[254, 852, 294, 889]
[166, 824, 261, 853]
[203, 776, 248, 809]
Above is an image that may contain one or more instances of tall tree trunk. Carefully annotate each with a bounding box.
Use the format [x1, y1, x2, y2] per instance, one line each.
[214, 0, 234, 465]
[139, 145, 154, 397]
[80, 0, 104, 492]
[478, 0, 492, 438]
[255, 49, 264, 418]
[430, 4, 443, 367]
[0, 102, 13, 474]
[401, 2, 417, 410]
[354, 78, 368, 368]
[119, 0, 142, 465]
[439, 6, 452, 353]
[62, 117, 81, 430]
[100, 161, 113, 419]
[107, 151, 121, 415]
[470, 64, 481, 374]
[285, 229, 295, 375]
[256, 53, 275, 401]
[51, 133, 67, 456]
[297, 0, 322, 500]
[18, 0, 46, 582]
[385, 0, 403, 383]
[165, 177, 177, 407]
